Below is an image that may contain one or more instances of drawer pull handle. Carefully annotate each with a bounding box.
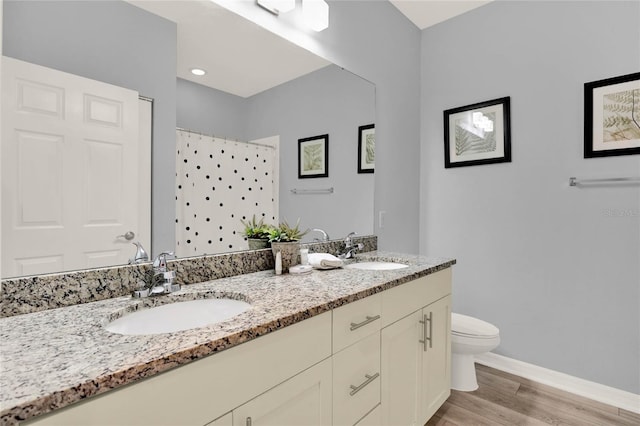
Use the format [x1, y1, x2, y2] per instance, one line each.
[350, 315, 380, 331]
[349, 372, 380, 396]
[246, 417, 252, 426]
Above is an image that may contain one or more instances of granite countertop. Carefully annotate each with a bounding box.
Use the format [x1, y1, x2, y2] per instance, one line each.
[0, 252, 455, 425]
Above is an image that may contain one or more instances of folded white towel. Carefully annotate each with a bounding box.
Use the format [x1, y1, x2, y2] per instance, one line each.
[308, 252, 344, 269]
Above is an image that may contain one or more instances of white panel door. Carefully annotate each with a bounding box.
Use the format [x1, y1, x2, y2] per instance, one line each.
[1, 56, 146, 277]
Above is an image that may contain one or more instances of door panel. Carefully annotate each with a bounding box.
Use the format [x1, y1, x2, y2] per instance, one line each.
[16, 130, 64, 226]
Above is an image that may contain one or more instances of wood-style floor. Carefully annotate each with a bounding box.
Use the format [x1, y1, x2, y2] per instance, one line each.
[426, 364, 640, 426]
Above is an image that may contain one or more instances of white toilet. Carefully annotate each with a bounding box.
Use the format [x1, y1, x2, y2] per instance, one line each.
[451, 313, 500, 391]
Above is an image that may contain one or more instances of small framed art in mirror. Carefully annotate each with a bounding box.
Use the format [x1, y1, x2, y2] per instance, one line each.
[298, 134, 329, 178]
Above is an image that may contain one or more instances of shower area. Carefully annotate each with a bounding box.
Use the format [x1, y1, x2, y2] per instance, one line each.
[175, 129, 279, 257]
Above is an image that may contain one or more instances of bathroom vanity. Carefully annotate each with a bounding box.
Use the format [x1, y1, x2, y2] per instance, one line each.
[0, 252, 454, 426]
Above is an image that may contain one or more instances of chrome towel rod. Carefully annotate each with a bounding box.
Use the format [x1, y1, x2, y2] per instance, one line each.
[290, 187, 334, 194]
[569, 176, 640, 186]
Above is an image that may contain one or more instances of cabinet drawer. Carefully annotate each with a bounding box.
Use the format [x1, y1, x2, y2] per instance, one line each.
[381, 268, 451, 327]
[333, 333, 381, 426]
[333, 293, 381, 353]
[355, 404, 381, 426]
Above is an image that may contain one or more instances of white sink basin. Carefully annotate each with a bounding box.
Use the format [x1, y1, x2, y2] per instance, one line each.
[105, 298, 251, 335]
[345, 261, 409, 271]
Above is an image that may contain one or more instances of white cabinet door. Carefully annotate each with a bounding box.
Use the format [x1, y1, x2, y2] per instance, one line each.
[420, 295, 452, 423]
[1, 56, 147, 277]
[205, 412, 233, 426]
[233, 358, 332, 426]
[380, 310, 422, 426]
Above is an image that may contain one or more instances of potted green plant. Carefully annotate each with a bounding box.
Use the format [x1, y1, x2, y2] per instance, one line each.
[240, 215, 271, 250]
[269, 219, 309, 272]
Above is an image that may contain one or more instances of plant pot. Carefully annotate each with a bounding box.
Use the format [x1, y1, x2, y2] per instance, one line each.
[270, 241, 300, 273]
[247, 238, 269, 250]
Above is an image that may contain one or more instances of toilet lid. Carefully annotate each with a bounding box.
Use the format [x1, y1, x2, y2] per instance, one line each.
[452, 313, 499, 338]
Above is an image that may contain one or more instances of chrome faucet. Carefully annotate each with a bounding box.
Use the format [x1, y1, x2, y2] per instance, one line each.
[128, 241, 149, 264]
[311, 228, 330, 242]
[132, 251, 179, 298]
[338, 232, 364, 259]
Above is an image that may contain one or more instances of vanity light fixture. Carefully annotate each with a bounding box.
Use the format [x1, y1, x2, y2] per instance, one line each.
[190, 68, 207, 76]
[302, 0, 329, 31]
[256, 0, 295, 16]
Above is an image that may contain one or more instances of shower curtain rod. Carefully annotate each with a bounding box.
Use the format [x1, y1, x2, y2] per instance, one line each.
[176, 127, 276, 149]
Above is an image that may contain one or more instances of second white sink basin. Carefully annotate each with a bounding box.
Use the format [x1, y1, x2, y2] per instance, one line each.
[345, 261, 409, 271]
[105, 298, 251, 335]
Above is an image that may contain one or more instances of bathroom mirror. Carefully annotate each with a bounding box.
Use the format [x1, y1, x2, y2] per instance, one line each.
[0, 0, 375, 279]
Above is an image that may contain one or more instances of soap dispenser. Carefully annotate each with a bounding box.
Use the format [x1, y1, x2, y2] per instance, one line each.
[275, 251, 282, 275]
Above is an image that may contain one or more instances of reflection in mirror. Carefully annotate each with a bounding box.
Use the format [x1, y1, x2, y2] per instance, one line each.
[176, 64, 375, 257]
[0, 0, 375, 279]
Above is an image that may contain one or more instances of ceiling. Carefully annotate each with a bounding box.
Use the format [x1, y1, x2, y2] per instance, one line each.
[127, 1, 493, 98]
[128, 0, 330, 98]
[390, 0, 493, 29]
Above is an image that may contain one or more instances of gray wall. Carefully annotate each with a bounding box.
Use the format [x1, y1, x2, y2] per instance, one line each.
[2, 0, 177, 255]
[175, 66, 376, 239]
[177, 78, 247, 141]
[319, 0, 421, 252]
[420, 0, 640, 393]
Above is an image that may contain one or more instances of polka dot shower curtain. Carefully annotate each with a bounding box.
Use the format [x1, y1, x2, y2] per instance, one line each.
[175, 129, 279, 257]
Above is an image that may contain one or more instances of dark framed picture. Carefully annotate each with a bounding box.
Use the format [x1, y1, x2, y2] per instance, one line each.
[443, 97, 511, 168]
[584, 72, 640, 158]
[358, 124, 375, 173]
[298, 134, 329, 178]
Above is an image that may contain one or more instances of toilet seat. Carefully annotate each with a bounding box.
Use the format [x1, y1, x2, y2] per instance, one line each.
[452, 313, 499, 338]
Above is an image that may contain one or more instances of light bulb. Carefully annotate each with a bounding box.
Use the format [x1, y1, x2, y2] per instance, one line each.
[302, 0, 329, 32]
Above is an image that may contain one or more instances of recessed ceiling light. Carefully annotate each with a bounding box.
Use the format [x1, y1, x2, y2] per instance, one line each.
[190, 68, 207, 76]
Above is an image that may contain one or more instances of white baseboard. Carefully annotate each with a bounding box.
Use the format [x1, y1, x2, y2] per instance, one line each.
[475, 352, 640, 414]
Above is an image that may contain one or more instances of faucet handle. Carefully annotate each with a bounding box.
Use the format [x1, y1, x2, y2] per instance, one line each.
[153, 251, 175, 269]
[128, 241, 149, 264]
[344, 232, 357, 246]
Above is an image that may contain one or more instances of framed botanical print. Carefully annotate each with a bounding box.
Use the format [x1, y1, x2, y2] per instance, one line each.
[444, 97, 511, 168]
[358, 124, 375, 173]
[298, 134, 329, 178]
[584, 72, 640, 158]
